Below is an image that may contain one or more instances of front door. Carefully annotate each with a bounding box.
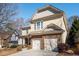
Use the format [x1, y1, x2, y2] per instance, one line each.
[32, 40, 40, 50]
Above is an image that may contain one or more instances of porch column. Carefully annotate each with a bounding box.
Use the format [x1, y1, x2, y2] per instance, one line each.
[27, 35, 31, 48]
[0, 38, 2, 48]
[1, 38, 3, 48]
[22, 37, 24, 48]
[59, 35, 62, 44]
[41, 36, 44, 50]
[28, 37, 29, 46]
[27, 35, 30, 48]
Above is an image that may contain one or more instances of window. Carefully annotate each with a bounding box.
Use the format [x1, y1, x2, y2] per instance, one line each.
[26, 30, 28, 33]
[34, 21, 43, 30]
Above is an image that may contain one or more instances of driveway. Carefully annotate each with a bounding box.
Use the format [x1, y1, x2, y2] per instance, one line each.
[9, 48, 58, 56]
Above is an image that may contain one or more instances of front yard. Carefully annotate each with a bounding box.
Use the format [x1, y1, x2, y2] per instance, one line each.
[0, 44, 79, 56]
[0, 46, 22, 56]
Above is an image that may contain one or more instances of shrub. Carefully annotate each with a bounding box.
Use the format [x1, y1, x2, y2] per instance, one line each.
[10, 45, 17, 48]
[27, 45, 32, 49]
[58, 43, 69, 53]
[17, 45, 22, 51]
[74, 49, 79, 55]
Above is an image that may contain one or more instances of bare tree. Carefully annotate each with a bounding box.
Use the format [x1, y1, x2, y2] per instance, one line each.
[15, 18, 25, 30]
[0, 3, 17, 31]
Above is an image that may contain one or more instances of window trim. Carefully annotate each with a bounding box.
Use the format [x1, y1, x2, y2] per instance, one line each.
[35, 21, 43, 30]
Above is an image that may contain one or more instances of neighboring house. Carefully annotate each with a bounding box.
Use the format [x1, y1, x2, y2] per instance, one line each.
[0, 29, 21, 48]
[21, 5, 68, 51]
[9, 29, 26, 47]
[9, 30, 20, 47]
[21, 26, 31, 46]
[21, 27, 30, 36]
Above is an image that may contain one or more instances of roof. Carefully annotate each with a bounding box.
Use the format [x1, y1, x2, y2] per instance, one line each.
[21, 26, 31, 30]
[46, 23, 64, 30]
[0, 31, 12, 39]
[37, 5, 63, 13]
[30, 4, 64, 23]
[0, 29, 20, 40]
[30, 30, 63, 36]
[31, 12, 63, 23]
[9, 41, 18, 44]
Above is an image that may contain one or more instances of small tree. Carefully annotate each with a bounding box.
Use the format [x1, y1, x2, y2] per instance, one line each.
[75, 30, 79, 43]
[67, 16, 79, 48]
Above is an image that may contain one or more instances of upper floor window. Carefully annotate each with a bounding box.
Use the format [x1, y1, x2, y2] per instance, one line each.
[34, 21, 43, 30]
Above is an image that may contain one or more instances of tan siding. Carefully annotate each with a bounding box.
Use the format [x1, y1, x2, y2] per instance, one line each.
[33, 10, 54, 20]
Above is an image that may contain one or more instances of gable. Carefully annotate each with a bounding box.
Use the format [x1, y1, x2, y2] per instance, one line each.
[37, 5, 62, 13]
[32, 5, 63, 21]
[46, 23, 63, 30]
[11, 34, 18, 41]
[15, 31, 18, 36]
[10, 32, 19, 41]
[33, 10, 55, 20]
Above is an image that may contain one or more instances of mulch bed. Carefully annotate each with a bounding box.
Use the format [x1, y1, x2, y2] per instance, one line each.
[0, 46, 22, 56]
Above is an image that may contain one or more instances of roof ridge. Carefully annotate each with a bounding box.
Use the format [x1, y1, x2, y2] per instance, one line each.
[37, 4, 63, 13]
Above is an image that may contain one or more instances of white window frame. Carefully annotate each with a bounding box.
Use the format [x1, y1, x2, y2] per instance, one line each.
[35, 21, 43, 30]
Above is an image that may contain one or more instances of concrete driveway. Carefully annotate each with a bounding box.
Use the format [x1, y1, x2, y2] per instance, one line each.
[9, 48, 58, 56]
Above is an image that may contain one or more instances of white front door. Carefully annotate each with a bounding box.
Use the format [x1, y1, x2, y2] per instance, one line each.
[44, 38, 58, 51]
[32, 40, 40, 50]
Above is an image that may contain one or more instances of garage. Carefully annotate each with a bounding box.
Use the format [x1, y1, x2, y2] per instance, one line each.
[32, 39, 41, 50]
[44, 36, 58, 51]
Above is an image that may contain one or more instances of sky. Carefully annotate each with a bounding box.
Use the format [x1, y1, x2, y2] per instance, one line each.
[15, 3, 79, 21]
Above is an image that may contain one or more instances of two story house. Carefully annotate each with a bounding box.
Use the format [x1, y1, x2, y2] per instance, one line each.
[21, 5, 68, 51]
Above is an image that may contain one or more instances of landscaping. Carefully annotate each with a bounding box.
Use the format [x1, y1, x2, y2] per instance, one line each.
[0, 46, 22, 56]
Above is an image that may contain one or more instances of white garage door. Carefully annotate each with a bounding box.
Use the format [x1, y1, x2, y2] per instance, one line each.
[44, 38, 58, 51]
[32, 40, 40, 50]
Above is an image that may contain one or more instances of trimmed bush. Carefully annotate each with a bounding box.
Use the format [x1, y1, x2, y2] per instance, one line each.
[10, 45, 17, 48]
[17, 46, 22, 51]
